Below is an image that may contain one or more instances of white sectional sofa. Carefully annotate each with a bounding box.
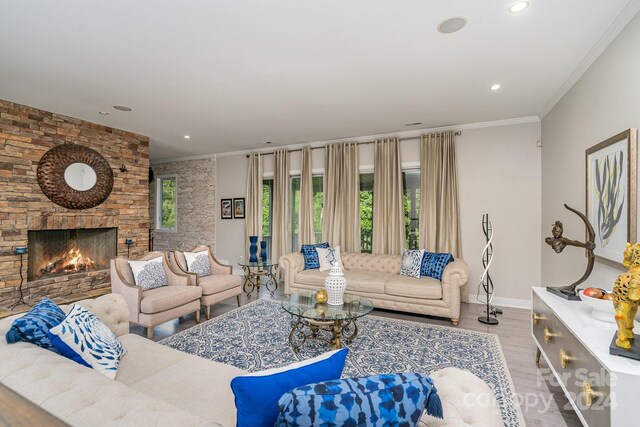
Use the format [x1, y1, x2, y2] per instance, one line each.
[0, 293, 501, 427]
[280, 252, 469, 325]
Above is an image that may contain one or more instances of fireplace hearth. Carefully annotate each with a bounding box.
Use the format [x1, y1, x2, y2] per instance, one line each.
[27, 228, 117, 281]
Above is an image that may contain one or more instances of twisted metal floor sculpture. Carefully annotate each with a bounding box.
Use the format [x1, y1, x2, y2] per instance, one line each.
[478, 214, 499, 325]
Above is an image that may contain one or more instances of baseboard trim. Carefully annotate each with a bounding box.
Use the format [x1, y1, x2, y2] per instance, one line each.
[467, 294, 531, 310]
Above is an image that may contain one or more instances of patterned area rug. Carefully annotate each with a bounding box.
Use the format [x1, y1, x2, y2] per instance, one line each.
[160, 299, 523, 426]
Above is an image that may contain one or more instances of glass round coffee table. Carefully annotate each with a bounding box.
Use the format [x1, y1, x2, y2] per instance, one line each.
[282, 291, 374, 353]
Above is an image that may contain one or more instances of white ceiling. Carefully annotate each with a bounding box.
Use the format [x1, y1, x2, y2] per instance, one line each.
[0, 1, 638, 161]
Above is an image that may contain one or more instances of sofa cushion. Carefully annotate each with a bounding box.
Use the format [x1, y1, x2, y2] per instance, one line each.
[294, 269, 328, 287]
[0, 341, 219, 427]
[301, 242, 329, 270]
[420, 252, 454, 281]
[49, 304, 126, 379]
[401, 249, 425, 278]
[5, 298, 65, 350]
[128, 257, 169, 290]
[232, 348, 348, 427]
[295, 270, 390, 295]
[184, 250, 211, 277]
[141, 286, 202, 314]
[198, 274, 241, 295]
[385, 275, 442, 300]
[276, 372, 442, 427]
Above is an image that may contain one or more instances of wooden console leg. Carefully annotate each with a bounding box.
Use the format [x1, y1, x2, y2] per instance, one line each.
[536, 347, 541, 365]
[146, 327, 154, 340]
[206, 305, 211, 320]
[195, 309, 201, 324]
[451, 318, 459, 326]
[236, 294, 241, 307]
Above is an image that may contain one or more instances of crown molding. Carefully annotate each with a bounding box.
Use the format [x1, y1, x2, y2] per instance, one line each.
[538, 0, 640, 119]
[212, 115, 540, 159]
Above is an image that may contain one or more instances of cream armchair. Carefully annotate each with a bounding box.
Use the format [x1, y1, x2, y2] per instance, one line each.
[169, 245, 242, 320]
[110, 251, 202, 339]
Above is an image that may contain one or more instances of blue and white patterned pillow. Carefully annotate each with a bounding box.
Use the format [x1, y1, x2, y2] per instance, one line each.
[301, 242, 329, 270]
[49, 304, 126, 379]
[401, 249, 425, 278]
[316, 246, 344, 271]
[275, 372, 443, 427]
[231, 348, 348, 427]
[420, 252, 454, 280]
[184, 250, 211, 277]
[5, 298, 65, 349]
[127, 257, 168, 290]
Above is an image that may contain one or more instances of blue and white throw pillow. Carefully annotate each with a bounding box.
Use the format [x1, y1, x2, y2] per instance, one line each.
[231, 348, 348, 427]
[301, 242, 330, 270]
[183, 250, 211, 277]
[316, 245, 344, 272]
[420, 252, 454, 281]
[275, 372, 443, 427]
[49, 304, 126, 379]
[5, 298, 65, 349]
[127, 256, 168, 290]
[401, 249, 425, 278]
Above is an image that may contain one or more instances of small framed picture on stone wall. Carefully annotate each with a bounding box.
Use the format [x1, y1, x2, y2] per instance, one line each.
[233, 198, 245, 219]
[221, 198, 233, 219]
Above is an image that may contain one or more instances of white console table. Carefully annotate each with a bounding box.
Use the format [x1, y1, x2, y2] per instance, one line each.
[531, 287, 640, 427]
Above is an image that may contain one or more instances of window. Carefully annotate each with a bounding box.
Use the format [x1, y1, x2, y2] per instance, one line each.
[403, 170, 420, 249]
[291, 176, 323, 250]
[262, 179, 274, 259]
[155, 175, 177, 231]
[359, 173, 374, 253]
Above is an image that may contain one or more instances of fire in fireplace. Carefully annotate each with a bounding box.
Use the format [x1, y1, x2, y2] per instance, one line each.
[27, 228, 117, 281]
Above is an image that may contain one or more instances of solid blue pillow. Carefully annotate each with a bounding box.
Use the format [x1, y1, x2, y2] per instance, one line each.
[275, 372, 443, 427]
[231, 348, 348, 427]
[49, 304, 126, 379]
[5, 298, 65, 349]
[420, 252, 454, 281]
[300, 242, 329, 270]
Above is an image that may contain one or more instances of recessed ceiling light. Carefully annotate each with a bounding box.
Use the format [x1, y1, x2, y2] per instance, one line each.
[184, 135, 190, 139]
[98, 111, 109, 115]
[113, 105, 132, 112]
[404, 122, 422, 126]
[437, 17, 468, 34]
[509, 1, 529, 13]
[491, 84, 502, 91]
[265, 141, 272, 145]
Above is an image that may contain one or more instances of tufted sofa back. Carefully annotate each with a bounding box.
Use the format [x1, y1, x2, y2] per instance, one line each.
[342, 252, 402, 274]
[0, 293, 130, 339]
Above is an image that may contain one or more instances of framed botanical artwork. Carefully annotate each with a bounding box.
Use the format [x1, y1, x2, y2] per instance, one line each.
[233, 197, 245, 219]
[586, 129, 637, 265]
[221, 198, 232, 219]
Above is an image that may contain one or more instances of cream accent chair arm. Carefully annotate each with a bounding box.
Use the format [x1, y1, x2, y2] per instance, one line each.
[110, 258, 142, 324]
[441, 259, 469, 323]
[169, 251, 199, 286]
[279, 252, 305, 295]
[161, 252, 190, 287]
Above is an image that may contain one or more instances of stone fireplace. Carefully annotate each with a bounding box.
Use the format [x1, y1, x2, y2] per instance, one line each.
[0, 99, 150, 311]
[27, 228, 117, 281]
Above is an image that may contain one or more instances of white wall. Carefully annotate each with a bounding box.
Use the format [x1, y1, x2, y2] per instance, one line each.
[216, 122, 541, 304]
[541, 13, 640, 292]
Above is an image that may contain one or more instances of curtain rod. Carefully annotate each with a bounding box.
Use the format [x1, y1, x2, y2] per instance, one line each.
[245, 131, 461, 158]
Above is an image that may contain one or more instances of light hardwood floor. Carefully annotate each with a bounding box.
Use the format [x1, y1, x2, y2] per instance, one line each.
[132, 286, 581, 427]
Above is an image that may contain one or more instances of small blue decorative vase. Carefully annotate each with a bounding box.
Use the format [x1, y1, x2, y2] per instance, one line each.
[260, 240, 267, 262]
[249, 236, 259, 262]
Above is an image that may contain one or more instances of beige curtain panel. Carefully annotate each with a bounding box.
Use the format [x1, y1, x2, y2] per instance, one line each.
[372, 138, 406, 255]
[298, 146, 315, 248]
[419, 131, 462, 257]
[323, 142, 361, 252]
[245, 153, 263, 258]
[271, 150, 291, 261]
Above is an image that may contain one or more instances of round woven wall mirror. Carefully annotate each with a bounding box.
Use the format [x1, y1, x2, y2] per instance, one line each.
[37, 143, 114, 210]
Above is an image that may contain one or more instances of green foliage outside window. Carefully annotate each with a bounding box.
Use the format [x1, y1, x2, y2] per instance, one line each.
[160, 178, 176, 229]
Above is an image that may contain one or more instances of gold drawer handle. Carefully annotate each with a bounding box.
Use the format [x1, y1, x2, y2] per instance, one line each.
[581, 382, 603, 407]
[543, 327, 558, 344]
[532, 311, 545, 325]
[559, 348, 576, 368]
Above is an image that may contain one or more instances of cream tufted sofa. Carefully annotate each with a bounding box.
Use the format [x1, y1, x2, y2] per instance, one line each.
[0, 293, 504, 426]
[280, 252, 469, 325]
